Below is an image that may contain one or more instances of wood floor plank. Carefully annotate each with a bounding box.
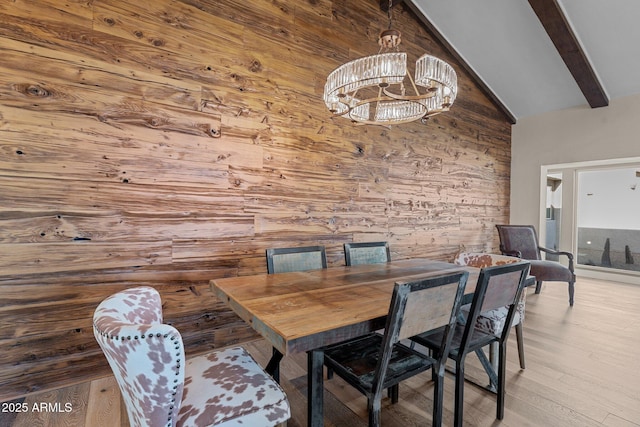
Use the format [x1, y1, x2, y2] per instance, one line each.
[85, 377, 126, 427]
[13, 382, 90, 427]
[603, 413, 640, 427]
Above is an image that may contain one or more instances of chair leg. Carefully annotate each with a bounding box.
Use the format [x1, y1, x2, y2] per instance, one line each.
[432, 365, 445, 427]
[497, 343, 507, 420]
[389, 385, 399, 404]
[453, 357, 466, 427]
[368, 396, 382, 427]
[568, 280, 575, 306]
[515, 322, 525, 369]
[534, 280, 543, 294]
[489, 342, 498, 372]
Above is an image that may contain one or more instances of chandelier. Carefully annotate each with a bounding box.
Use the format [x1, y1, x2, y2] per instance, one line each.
[323, 1, 457, 126]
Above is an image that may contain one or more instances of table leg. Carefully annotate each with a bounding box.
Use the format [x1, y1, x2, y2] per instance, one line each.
[308, 349, 324, 427]
[266, 347, 283, 383]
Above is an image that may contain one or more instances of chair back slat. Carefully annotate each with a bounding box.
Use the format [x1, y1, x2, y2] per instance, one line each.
[460, 261, 530, 348]
[398, 281, 463, 341]
[373, 271, 468, 394]
[455, 251, 527, 320]
[266, 245, 327, 274]
[480, 270, 524, 313]
[344, 242, 391, 266]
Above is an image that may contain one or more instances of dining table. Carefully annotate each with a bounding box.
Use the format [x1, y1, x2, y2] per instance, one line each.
[210, 257, 488, 427]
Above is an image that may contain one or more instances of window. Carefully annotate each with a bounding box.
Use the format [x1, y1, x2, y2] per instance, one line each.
[576, 167, 640, 273]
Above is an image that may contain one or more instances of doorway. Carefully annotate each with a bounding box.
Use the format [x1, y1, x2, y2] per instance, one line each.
[541, 157, 640, 284]
[545, 172, 562, 261]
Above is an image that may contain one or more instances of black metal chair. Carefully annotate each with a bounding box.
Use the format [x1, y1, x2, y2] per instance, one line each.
[453, 252, 527, 369]
[410, 261, 530, 427]
[344, 241, 391, 266]
[265, 245, 328, 381]
[496, 224, 576, 305]
[314, 271, 469, 427]
[266, 245, 327, 274]
[322, 241, 392, 381]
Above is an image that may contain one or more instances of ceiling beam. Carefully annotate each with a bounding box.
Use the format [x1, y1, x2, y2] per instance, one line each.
[404, 1, 517, 124]
[528, 0, 608, 108]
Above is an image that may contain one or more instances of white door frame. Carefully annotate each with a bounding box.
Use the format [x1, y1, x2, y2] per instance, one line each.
[540, 157, 640, 285]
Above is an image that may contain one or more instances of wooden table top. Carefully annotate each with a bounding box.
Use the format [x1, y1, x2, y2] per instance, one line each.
[210, 258, 477, 356]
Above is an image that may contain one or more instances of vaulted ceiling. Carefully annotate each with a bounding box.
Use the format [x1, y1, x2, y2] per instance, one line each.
[406, 0, 640, 123]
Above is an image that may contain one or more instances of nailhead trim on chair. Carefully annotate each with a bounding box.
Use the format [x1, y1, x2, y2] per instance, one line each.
[94, 287, 291, 427]
[93, 323, 183, 426]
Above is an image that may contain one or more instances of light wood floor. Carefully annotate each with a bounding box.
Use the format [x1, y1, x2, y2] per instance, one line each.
[3, 276, 640, 426]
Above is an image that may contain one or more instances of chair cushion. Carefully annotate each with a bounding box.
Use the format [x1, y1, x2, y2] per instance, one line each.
[529, 260, 573, 282]
[177, 347, 290, 427]
[460, 295, 525, 336]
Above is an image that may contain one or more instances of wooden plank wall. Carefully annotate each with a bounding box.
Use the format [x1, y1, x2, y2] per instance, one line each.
[0, 0, 511, 401]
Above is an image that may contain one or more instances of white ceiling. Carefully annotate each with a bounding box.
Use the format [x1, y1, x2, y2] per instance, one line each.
[409, 0, 640, 121]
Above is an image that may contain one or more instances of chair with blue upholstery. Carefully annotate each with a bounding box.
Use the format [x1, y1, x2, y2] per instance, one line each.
[93, 286, 290, 427]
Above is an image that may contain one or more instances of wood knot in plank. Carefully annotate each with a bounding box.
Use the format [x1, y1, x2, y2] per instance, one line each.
[196, 123, 220, 137]
[146, 117, 169, 128]
[15, 84, 51, 98]
[249, 59, 262, 73]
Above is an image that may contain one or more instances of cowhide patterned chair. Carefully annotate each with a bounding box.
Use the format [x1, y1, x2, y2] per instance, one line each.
[93, 286, 290, 427]
[453, 252, 527, 369]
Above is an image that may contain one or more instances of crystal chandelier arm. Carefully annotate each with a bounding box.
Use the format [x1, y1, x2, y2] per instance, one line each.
[381, 87, 436, 101]
[407, 70, 427, 96]
[335, 95, 392, 113]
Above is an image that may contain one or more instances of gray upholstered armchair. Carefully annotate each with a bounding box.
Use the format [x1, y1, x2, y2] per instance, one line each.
[496, 224, 576, 306]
